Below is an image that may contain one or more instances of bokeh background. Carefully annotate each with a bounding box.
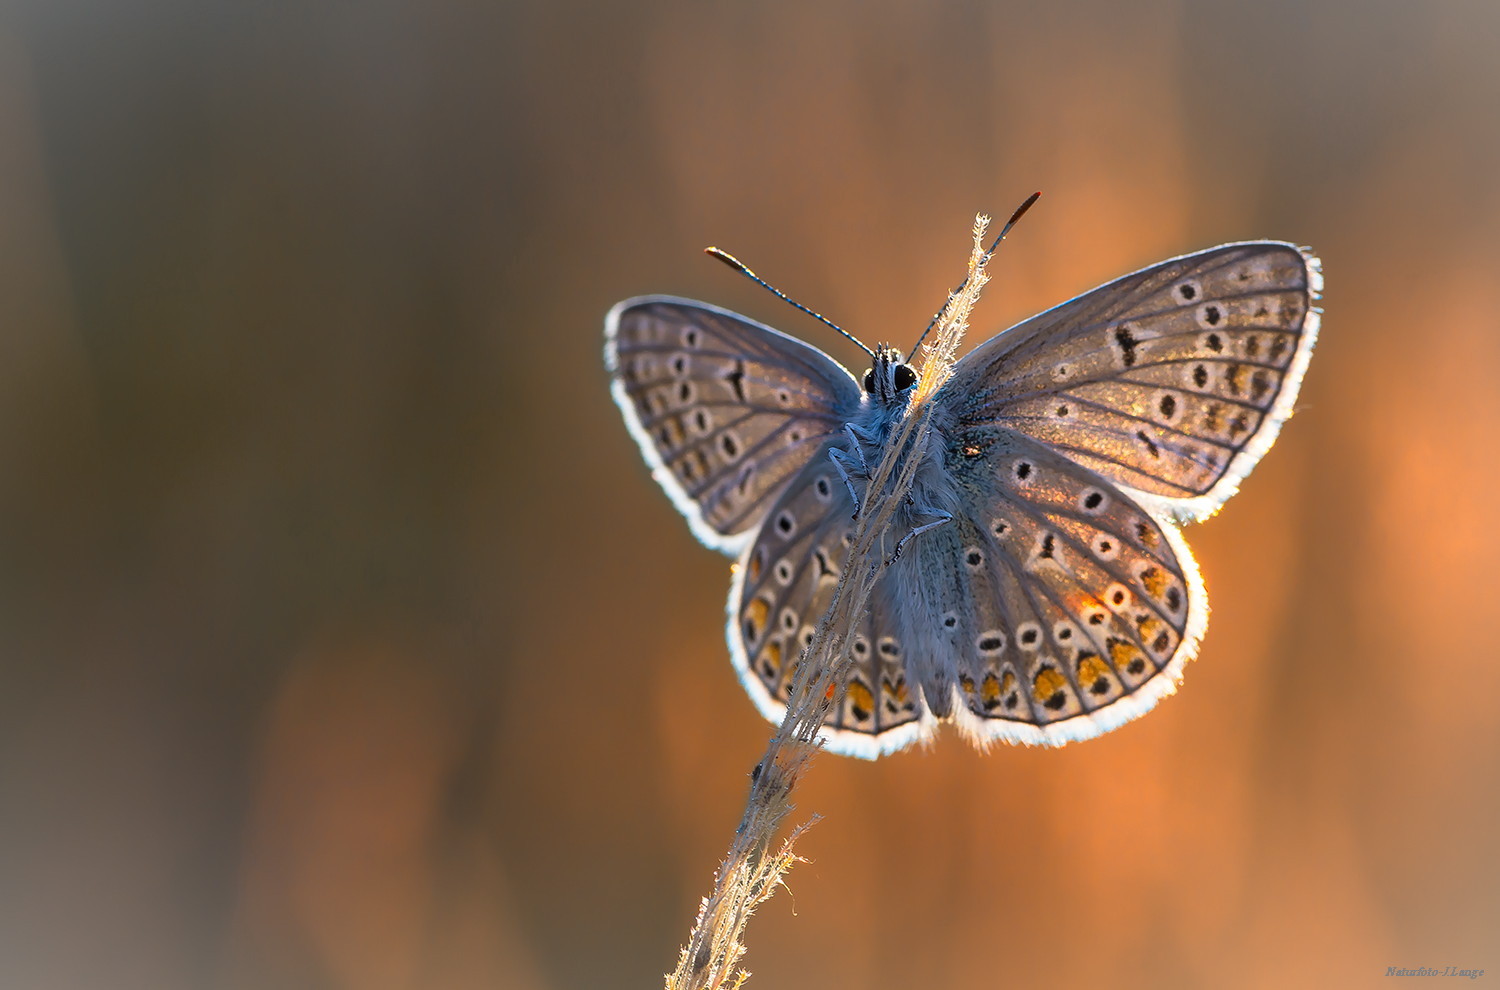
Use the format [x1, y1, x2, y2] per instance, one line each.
[2, 0, 1497, 987]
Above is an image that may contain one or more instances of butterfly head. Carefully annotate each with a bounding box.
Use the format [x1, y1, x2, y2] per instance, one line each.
[861, 345, 919, 407]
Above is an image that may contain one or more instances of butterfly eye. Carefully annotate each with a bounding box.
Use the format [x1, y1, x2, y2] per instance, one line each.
[894, 365, 917, 390]
[862, 370, 875, 392]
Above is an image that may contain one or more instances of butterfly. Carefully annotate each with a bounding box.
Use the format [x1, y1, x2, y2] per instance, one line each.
[605, 240, 1320, 758]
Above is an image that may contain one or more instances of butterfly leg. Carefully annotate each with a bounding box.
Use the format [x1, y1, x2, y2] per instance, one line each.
[888, 506, 952, 565]
[841, 423, 876, 471]
[831, 422, 883, 515]
[829, 446, 866, 515]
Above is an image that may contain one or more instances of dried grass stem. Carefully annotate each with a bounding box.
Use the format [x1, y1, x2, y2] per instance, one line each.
[667, 216, 997, 990]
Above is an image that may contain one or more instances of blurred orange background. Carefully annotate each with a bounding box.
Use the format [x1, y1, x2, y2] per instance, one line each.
[1, 1, 1497, 988]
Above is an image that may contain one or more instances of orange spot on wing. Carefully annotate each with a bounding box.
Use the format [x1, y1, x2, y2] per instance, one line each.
[847, 680, 874, 716]
[1032, 667, 1066, 702]
[1077, 653, 1108, 688]
[1139, 567, 1168, 599]
[746, 597, 769, 632]
[980, 673, 1002, 706]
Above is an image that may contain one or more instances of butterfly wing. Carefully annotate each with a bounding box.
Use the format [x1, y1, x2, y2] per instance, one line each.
[729, 427, 1204, 754]
[729, 451, 937, 758]
[606, 297, 864, 554]
[921, 431, 1206, 745]
[943, 242, 1320, 521]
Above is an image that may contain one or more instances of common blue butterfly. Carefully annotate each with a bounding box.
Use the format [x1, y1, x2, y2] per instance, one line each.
[606, 237, 1320, 757]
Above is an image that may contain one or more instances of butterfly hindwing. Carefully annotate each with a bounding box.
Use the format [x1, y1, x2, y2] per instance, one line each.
[606, 297, 864, 554]
[932, 431, 1205, 745]
[728, 450, 934, 758]
[943, 242, 1320, 521]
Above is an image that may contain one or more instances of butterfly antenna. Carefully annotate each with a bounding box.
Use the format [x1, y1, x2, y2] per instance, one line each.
[907, 190, 1042, 362]
[705, 247, 876, 359]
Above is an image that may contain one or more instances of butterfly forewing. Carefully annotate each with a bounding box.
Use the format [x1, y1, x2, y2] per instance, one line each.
[607, 297, 864, 554]
[944, 243, 1320, 520]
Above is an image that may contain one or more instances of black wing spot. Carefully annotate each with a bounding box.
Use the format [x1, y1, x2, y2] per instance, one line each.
[1040, 534, 1055, 559]
[1114, 325, 1139, 367]
[1178, 282, 1198, 301]
[1193, 364, 1209, 389]
[1251, 370, 1272, 402]
[1044, 691, 1068, 711]
[1159, 394, 1177, 419]
[724, 361, 748, 402]
[1206, 332, 1223, 352]
[1014, 460, 1034, 482]
[1203, 304, 1221, 325]
[1136, 430, 1161, 458]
